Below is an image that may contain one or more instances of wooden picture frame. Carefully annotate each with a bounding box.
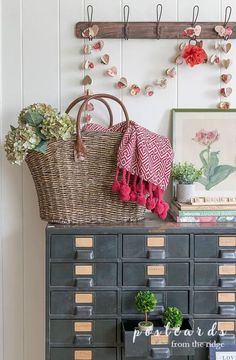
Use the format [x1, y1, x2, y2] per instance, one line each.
[172, 109, 236, 200]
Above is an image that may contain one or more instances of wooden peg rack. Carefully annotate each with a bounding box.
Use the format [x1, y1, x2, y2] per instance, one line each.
[76, 22, 236, 39]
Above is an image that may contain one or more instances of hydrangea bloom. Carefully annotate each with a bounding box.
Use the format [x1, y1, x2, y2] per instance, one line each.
[5, 103, 76, 165]
[5, 124, 41, 165]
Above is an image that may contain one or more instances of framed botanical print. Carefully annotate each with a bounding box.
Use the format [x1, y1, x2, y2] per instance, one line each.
[172, 109, 236, 199]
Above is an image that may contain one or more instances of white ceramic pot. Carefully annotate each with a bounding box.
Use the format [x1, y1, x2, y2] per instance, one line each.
[138, 321, 154, 332]
[176, 184, 195, 203]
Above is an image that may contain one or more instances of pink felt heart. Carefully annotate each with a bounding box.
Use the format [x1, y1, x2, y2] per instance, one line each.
[221, 74, 232, 84]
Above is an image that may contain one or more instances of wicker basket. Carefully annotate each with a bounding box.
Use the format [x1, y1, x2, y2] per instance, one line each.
[26, 94, 145, 224]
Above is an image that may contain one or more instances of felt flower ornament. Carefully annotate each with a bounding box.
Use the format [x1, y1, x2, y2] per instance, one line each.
[182, 42, 208, 67]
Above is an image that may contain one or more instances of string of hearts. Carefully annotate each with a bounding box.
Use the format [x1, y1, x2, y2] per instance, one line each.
[80, 14, 233, 121]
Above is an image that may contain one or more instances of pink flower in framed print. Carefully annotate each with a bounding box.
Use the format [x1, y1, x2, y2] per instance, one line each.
[192, 129, 236, 190]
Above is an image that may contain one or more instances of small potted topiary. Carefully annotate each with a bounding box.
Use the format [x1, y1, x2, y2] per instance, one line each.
[135, 291, 157, 332]
[162, 306, 183, 331]
[172, 162, 203, 203]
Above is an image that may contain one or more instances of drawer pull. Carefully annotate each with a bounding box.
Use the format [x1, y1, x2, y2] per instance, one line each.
[73, 334, 92, 345]
[75, 250, 94, 260]
[74, 350, 92, 360]
[220, 250, 236, 259]
[74, 278, 94, 288]
[151, 348, 170, 359]
[218, 334, 236, 344]
[148, 278, 166, 288]
[147, 237, 165, 247]
[148, 250, 166, 259]
[218, 305, 236, 316]
[74, 306, 93, 317]
[75, 237, 94, 248]
[219, 277, 236, 288]
[218, 293, 235, 303]
[219, 237, 236, 247]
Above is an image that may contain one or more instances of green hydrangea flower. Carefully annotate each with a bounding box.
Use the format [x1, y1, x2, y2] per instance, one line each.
[5, 124, 41, 165]
[5, 103, 76, 165]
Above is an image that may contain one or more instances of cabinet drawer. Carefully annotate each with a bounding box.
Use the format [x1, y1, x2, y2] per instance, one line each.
[50, 348, 117, 360]
[195, 235, 236, 259]
[194, 291, 236, 316]
[50, 234, 118, 260]
[50, 319, 117, 346]
[50, 290, 118, 317]
[50, 263, 117, 287]
[123, 319, 194, 358]
[194, 319, 236, 343]
[123, 235, 190, 259]
[123, 263, 190, 287]
[195, 263, 236, 287]
[122, 290, 189, 315]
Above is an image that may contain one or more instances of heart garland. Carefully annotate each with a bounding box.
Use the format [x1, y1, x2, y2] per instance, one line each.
[80, 24, 234, 112]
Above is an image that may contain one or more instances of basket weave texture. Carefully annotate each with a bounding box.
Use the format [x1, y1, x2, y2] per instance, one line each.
[26, 94, 145, 224]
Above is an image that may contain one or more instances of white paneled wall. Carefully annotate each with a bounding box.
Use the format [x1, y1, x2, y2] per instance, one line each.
[0, 1, 236, 359]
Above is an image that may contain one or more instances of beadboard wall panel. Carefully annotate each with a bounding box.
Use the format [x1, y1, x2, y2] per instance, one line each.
[22, 1, 60, 360]
[1, 0, 24, 360]
[0, 1, 235, 360]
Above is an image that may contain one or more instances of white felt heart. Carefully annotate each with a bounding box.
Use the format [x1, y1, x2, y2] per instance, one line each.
[106, 67, 117, 77]
[215, 25, 225, 37]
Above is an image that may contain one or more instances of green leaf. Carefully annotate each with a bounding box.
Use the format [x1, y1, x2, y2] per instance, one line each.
[34, 140, 47, 154]
[206, 165, 236, 190]
[35, 127, 47, 140]
[207, 151, 220, 177]
[24, 111, 44, 127]
[197, 176, 209, 187]
[199, 149, 208, 169]
[10, 125, 16, 131]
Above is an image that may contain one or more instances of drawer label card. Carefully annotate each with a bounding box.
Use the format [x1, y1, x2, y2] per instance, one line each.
[74, 350, 92, 360]
[218, 322, 235, 331]
[75, 237, 94, 248]
[147, 237, 165, 247]
[219, 237, 236, 247]
[151, 335, 169, 345]
[74, 322, 93, 332]
[75, 265, 93, 276]
[75, 293, 93, 304]
[147, 265, 165, 276]
[218, 293, 235, 303]
[219, 265, 236, 275]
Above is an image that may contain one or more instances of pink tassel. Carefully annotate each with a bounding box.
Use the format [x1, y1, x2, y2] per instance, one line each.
[146, 183, 156, 210]
[112, 168, 120, 192]
[153, 186, 169, 220]
[137, 178, 146, 206]
[130, 175, 138, 202]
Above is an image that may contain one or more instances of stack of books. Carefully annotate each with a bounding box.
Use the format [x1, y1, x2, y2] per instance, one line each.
[169, 200, 236, 223]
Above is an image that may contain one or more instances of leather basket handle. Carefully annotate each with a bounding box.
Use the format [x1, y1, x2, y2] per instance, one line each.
[65, 94, 114, 128]
[75, 93, 130, 160]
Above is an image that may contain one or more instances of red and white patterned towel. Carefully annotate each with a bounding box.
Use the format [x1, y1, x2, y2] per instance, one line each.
[81, 120, 174, 219]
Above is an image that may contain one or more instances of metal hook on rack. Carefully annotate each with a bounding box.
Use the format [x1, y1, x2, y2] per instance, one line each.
[123, 5, 130, 40]
[156, 4, 163, 39]
[192, 5, 200, 27]
[224, 5, 232, 27]
[87, 5, 94, 40]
